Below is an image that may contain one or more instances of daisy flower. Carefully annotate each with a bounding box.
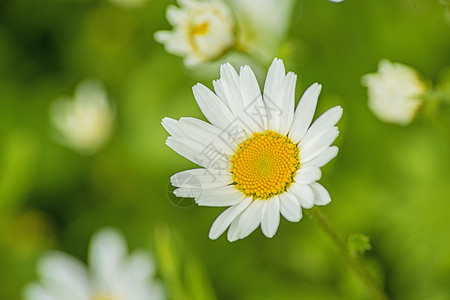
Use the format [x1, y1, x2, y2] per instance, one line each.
[163, 58, 343, 242]
[154, 0, 235, 67]
[50, 80, 115, 155]
[361, 59, 426, 125]
[23, 228, 165, 300]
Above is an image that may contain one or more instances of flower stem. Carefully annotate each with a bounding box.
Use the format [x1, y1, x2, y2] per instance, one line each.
[307, 206, 389, 300]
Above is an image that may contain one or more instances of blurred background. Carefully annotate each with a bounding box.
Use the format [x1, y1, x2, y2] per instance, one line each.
[1, 0, 450, 299]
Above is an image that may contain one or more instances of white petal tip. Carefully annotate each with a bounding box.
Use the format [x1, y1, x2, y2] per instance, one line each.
[227, 236, 238, 242]
[161, 117, 174, 124]
[208, 234, 219, 240]
[220, 62, 234, 71]
[271, 57, 283, 64]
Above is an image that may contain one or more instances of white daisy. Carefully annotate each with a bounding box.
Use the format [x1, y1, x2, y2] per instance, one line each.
[163, 58, 342, 242]
[50, 80, 115, 155]
[361, 59, 426, 125]
[154, 0, 235, 67]
[23, 228, 165, 300]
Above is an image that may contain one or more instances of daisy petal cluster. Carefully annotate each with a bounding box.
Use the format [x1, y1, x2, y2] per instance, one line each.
[23, 228, 164, 300]
[163, 58, 342, 242]
[361, 59, 426, 125]
[50, 80, 115, 155]
[154, 0, 235, 67]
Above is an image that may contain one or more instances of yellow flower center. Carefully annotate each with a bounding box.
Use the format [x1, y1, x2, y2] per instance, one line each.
[191, 21, 210, 36]
[231, 131, 300, 199]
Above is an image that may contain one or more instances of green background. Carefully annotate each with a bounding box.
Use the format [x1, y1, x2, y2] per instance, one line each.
[0, 0, 449, 299]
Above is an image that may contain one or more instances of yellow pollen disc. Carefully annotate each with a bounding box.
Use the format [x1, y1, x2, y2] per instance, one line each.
[231, 131, 300, 199]
[191, 21, 210, 36]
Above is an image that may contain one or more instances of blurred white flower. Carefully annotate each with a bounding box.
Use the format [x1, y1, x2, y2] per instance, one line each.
[228, 0, 294, 64]
[23, 228, 165, 300]
[154, 0, 235, 67]
[50, 80, 115, 155]
[328, 0, 344, 3]
[361, 59, 426, 125]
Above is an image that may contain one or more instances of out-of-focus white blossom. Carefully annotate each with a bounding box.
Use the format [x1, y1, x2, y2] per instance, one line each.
[328, 0, 344, 3]
[50, 80, 115, 155]
[361, 59, 426, 125]
[23, 228, 165, 300]
[228, 0, 295, 64]
[154, 0, 235, 67]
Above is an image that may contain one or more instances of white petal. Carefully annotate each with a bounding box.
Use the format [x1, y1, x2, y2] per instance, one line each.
[261, 197, 281, 238]
[228, 200, 265, 241]
[263, 58, 286, 133]
[184, 55, 202, 67]
[37, 252, 90, 300]
[290, 183, 315, 209]
[178, 117, 236, 154]
[161, 117, 185, 137]
[218, 64, 254, 136]
[173, 187, 201, 198]
[209, 197, 252, 240]
[137, 283, 166, 300]
[279, 192, 302, 222]
[195, 186, 244, 207]
[155, 30, 191, 56]
[310, 182, 332, 206]
[213, 79, 229, 106]
[166, 136, 230, 170]
[23, 283, 58, 300]
[239, 65, 267, 132]
[288, 83, 322, 143]
[226, 215, 241, 242]
[303, 146, 339, 167]
[153, 30, 172, 44]
[278, 72, 297, 135]
[171, 169, 233, 189]
[263, 58, 285, 106]
[300, 127, 339, 163]
[219, 63, 243, 113]
[166, 5, 186, 26]
[302, 105, 343, 140]
[295, 166, 322, 184]
[192, 83, 235, 131]
[114, 251, 158, 299]
[89, 228, 127, 292]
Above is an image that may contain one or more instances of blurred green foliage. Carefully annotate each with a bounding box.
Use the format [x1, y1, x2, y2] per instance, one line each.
[348, 233, 372, 257]
[0, 0, 450, 299]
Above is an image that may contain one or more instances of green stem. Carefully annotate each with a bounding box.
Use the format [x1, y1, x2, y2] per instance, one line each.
[307, 207, 389, 300]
